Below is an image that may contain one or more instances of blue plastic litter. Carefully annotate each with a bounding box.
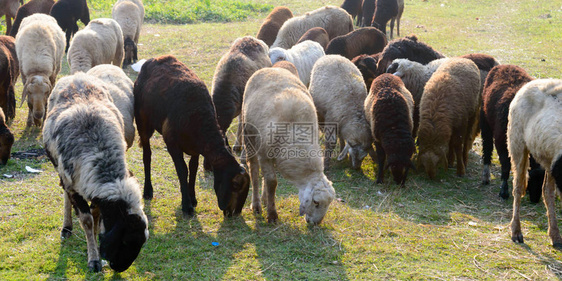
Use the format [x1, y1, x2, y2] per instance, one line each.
[211, 242, 219, 246]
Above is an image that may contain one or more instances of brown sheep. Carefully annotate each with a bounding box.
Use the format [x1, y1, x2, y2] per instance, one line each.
[296, 27, 330, 50]
[0, 35, 18, 120]
[376, 35, 445, 76]
[341, 0, 362, 25]
[0, 0, 19, 34]
[459, 53, 500, 94]
[9, 0, 54, 37]
[360, 0, 375, 27]
[371, 0, 398, 36]
[325, 27, 387, 60]
[134, 55, 250, 217]
[256, 6, 293, 47]
[0, 107, 14, 165]
[352, 52, 380, 92]
[272, 60, 299, 77]
[417, 58, 480, 180]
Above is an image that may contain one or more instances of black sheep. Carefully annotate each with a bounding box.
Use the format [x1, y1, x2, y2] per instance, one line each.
[360, 0, 375, 27]
[341, 0, 362, 26]
[0, 35, 18, 120]
[326, 27, 387, 60]
[134, 55, 250, 217]
[351, 52, 380, 91]
[296, 27, 330, 50]
[376, 34, 445, 76]
[9, 0, 54, 37]
[371, 0, 398, 36]
[480, 64, 543, 202]
[49, 0, 90, 52]
[0, 107, 14, 165]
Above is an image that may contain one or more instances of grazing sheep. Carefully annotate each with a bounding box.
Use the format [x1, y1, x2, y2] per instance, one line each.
[9, 0, 54, 37]
[0, 35, 18, 120]
[481, 65, 545, 203]
[325, 27, 387, 60]
[112, 0, 144, 67]
[352, 52, 380, 91]
[211, 36, 271, 153]
[272, 60, 299, 77]
[68, 18, 124, 74]
[87, 64, 135, 149]
[360, 0, 375, 27]
[508, 79, 562, 249]
[340, 0, 362, 25]
[0, 107, 14, 165]
[371, 0, 398, 37]
[389, 0, 404, 38]
[417, 58, 480, 179]
[309, 55, 373, 169]
[376, 35, 445, 76]
[134, 55, 250, 217]
[365, 73, 415, 185]
[0, 0, 19, 34]
[271, 6, 354, 49]
[49, 0, 90, 52]
[16, 13, 65, 127]
[243, 67, 336, 224]
[269, 40, 325, 86]
[43, 73, 148, 272]
[256, 6, 293, 47]
[296, 27, 330, 50]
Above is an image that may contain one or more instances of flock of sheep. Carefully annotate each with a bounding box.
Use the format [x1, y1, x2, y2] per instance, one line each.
[0, 0, 561, 273]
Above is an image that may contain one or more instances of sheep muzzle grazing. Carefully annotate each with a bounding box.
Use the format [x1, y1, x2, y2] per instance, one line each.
[298, 174, 334, 225]
[418, 148, 446, 180]
[22, 75, 51, 126]
[214, 165, 250, 216]
[0, 108, 14, 165]
[123, 37, 137, 66]
[338, 143, 369, 170]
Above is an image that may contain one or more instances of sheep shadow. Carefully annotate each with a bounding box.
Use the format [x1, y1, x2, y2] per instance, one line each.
[50, 229, 105, 279]
[514, 243, 562, 279]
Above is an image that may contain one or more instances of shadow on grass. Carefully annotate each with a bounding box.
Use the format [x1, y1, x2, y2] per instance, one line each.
[516, 243, 562, 279]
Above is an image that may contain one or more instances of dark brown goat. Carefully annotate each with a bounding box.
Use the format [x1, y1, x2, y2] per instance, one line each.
[50, 0, 90, 52]
[376, 35, 445, 76]
[256, 6, 293, 47]
[351, 52, 380, 91]
[296, 27, 330, 50]
[480, 64, 543, 202]
[341, 0, 362, 25]
[9, 0, 54, 37]
[0, 107, 14, 165]
[326, 27, 387, 60]
[371, 0, 398, 36]
[366, 74, 415, 185]
[360, 0, 375, 27]
[0, 35, 18, 120]
[134, 55, 250, 217]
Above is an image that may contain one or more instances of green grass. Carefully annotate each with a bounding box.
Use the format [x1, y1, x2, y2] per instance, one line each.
[2, 0, 562, 279]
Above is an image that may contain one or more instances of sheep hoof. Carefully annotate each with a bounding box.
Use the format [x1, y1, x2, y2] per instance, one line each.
[499, 189, 509, 200]
[61, 227, 72, 239]
[267, 212, 278, 223]
[511, 233, 524, 244]
[88, 260, 102, 272]
[143, 191, 153, 200]
[182, 207, 195, 218]
[252, 206, 261, 215]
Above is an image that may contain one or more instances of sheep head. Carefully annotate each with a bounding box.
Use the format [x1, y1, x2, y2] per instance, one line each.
[22, 75, 52, 127]
[387, 58, 415, 78]
[123, 37, 137, 67]
[417, 146, 447, 180]
[298, 175, 335, 225]
[269, 47, 288, 65]
[0, 125, 14, 165]
[213, 164, 250, 217]
[338, 143, 369, 170]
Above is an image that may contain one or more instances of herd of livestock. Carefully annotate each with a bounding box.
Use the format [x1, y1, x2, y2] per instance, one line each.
[0, 0, 561, 273]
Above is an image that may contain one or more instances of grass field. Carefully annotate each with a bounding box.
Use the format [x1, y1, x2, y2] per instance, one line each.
[1, 0, 562, 279]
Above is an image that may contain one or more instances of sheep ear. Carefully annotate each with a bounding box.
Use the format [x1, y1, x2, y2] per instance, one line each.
[20, 83, 28, 108]
[337, 144, 350, 161]
[393, 71, 403, 78]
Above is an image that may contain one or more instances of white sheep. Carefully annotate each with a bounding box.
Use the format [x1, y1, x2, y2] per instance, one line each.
[43, 73, 148, 272]
[507, 79, 562, 248]
[68, 18, 124, 74]
[112, 0, 144, 66]
[269, 40, 325, 87]
[15, 13, 65, 127]
[86, 64, 135, 149]
[309, 54, 373, 170]
[242, 67, 336, 224]
[271, 6, 354, 49]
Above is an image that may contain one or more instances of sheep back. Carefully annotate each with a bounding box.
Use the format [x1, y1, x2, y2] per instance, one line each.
[460, 53, 500, 93]
[112, 0, 144, 42]
[68, 18, 124, 74]
[272, 60, 299, 77]
[325, 27, 387, 60]
[211, 36, 271, 134]
[417, 58, 480, 179]
[269, 40, 325, 86]
[256, 6, 293, 47]
[0, 35, 18, 120]
[271, 6, 354, 49]
[9, 0, 54, 37]
[341, 0, 363, 22]
[296, 27, 330, 50]
[0, 107, 14, 165]
[376, 35, 445, 76]
[49, 0, 90, 50]
[365, 73, 413, 126]
[87, 64, 135, 149]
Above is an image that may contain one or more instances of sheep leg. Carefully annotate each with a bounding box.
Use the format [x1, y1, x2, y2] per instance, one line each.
[248, 154, 261, 214]
[543, 174, 562, 248]
[26, 102, 33, 127]
[510, 147, 529, 244]
[188, 154, 199, 208]
[495, 140, 511, 200]
[454, 135, 465, 176]
[61, 192, 73, 239]
[261, 160, 278, 223]
[91, 206, 101, 238]
[374, 142, 386, 184]
[5, 17, 11, 35]
[71, 192, 101, 272]
[232, 118, 243, 153]
[168, 146, 194, 217]
[389, 17, 395, 39]
[480, 109, 493, 185]
[447, 137, 456, 168]
[65, 29, 73, 53]
[139, 131, 154, 200]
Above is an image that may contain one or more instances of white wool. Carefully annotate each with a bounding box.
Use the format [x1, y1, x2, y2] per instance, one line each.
[269, 40, 325, 86]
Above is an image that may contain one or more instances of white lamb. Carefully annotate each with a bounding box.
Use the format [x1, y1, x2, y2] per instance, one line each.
[507, 79, 562, 249]
[269, 40, 325, 87]
[309, 54, 373, 170]
[242, 67, 336, 225]
[15, 13, 65, 127]
[87, 64, 135, 149]
[112, 0, 144, 66]
[68, 18, 124, 74]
